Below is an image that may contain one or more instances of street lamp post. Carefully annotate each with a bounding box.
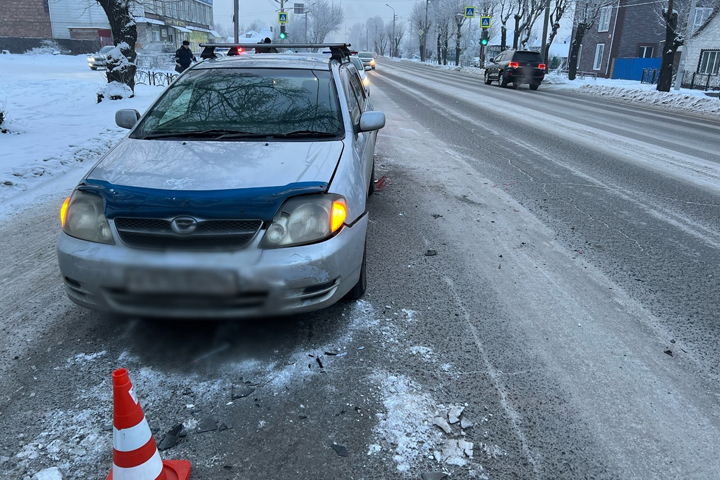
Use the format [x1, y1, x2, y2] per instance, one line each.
[365, 25, 369, 50]
[421, 0, 430, 62]
[386, 4, 396, 57]
[454, 12, 465, 66]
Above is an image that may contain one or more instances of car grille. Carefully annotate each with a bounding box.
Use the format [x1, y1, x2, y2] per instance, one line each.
[114, 217, 262, 250]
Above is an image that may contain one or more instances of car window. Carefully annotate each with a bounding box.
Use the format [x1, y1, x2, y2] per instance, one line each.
[131, 68, 343, 139]
[350, 57, 364, 71]
[513, 51, 542, 62]
[358, 52, 372, 59]
[340, 67, 362, 125]
[347, 65, 367, 104]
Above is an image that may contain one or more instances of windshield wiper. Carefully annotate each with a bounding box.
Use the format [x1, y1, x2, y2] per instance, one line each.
[273, 130, 341, 138]
[140, 129, 257, 140]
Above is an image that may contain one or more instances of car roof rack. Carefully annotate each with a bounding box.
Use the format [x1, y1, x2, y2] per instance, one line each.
[199, 43, 353, 62]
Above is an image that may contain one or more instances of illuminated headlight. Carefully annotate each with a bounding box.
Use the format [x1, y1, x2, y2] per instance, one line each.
[363, 77, 369, 86]
[370, 59, 375, 65]
[261, 194, 347, 248]
[61, 190, 114, 244]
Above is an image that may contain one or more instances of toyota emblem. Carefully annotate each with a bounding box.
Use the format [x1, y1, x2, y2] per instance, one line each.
[171, 216, 198, 235]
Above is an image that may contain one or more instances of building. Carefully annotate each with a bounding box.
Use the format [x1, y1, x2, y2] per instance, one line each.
[682, 9, 720, 90]
[0, 0, 218, 54]
[571, 0, 718, 80]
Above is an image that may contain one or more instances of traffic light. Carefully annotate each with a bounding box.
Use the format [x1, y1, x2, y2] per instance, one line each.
[279, 25, 287, 40]
[480, 30, 489, 46]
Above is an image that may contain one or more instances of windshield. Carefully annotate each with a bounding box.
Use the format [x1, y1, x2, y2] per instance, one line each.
[514, 51, 542, 62]
[358, 52, 373, 59]
[131, 68, 344, 140]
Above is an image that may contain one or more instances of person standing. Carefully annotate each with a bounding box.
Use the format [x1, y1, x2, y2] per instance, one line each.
[175, 40, 196, 73]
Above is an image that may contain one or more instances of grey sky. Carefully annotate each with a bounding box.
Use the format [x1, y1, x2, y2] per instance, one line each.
[212, 0, 417, 40]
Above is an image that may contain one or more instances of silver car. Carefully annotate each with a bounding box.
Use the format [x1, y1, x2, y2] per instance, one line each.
[87, 45, 114, 70]
[57, 43, 385, 319]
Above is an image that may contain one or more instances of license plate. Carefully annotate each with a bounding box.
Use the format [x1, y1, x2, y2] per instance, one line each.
[126, 269, 237, 295]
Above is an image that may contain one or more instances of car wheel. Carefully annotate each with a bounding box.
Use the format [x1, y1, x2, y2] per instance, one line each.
[484, 71, 492, 85]
[530, 83, 540, 91]
[344, 242, 367, 301]
[368, 162, 376, 197]
[499, 72, 509, 87]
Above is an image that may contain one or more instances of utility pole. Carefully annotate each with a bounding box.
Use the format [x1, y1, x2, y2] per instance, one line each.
[540, 0, 550, 64]
[454, 12, 464, 66]
[386, 4, 396, 57]
[368, 18, 378, 52]
[674, 0, 698, 89]
[233, 0, 239, 42]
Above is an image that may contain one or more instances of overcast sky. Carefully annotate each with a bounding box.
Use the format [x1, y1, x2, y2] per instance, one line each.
[212, 0, 418, 40]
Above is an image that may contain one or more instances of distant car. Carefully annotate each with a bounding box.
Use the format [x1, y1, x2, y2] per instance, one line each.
[57, 43, 385, 319]
[357, 51, 376, 70]
[87, 45, 114, 70]
[484, 49, 545, 90]
[138, 42, 176, 54]
[350, 55, 371, 96]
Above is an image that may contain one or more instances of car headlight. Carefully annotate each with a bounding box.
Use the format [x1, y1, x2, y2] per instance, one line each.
[363, 77, 369, 86]
[261, 194, 347, 248]
[370, 59, 375, 65]
[61, 190, 114, 244]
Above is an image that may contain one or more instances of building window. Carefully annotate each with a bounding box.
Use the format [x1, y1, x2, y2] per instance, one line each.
[598, 6, 612, 32]
[593, 43, 605, 70]
[576, 44, 582, 69]
[694, 8, 712, 28]
[699, 50, 720, 75]
[638, 46, 653, 58]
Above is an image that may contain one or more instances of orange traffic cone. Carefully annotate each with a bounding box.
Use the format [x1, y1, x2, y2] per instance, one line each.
[106, 368, 191, 480]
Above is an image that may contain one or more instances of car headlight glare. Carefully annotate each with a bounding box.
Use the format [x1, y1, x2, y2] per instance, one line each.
[62, 190, 114, 244]
[262, 195, 347, 248]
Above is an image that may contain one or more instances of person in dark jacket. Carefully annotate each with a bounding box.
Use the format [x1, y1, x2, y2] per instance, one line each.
[175, 40, 196, 73]
[255, 37, 278, 54]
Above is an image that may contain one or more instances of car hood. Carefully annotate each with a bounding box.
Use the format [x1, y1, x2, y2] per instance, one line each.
[87, 137, 344, 191]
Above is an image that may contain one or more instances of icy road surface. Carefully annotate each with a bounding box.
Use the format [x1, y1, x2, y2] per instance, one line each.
[0, 55, 719, 479]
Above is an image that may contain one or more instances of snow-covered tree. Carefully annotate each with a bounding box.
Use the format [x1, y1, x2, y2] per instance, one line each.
[94, 0, 137, 99]
[308, 0, 344, 44]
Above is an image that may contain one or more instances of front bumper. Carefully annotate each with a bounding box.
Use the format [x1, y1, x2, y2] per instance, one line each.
[56, 215, 367, 319]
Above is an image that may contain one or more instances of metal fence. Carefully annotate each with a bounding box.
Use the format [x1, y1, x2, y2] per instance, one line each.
[136, 53, 175, 70]
[135, 70, 178, 87]
[640, 68, 659, 84]
[679, 71, 720, 92]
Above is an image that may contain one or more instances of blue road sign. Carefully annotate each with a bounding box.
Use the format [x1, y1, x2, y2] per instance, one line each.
[465, 7, 475, 18]
[278, 12, 288, 23]
[480, 16, 491, 28]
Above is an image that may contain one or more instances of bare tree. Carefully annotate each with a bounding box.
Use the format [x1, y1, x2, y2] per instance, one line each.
[544, 0, 570, 62]
[568, 0, 609, 80]
[95, 0, 137, 97]
[497, 0, 517, 50]
[392, 21, 406, 57]
[308, 0, 344, 44]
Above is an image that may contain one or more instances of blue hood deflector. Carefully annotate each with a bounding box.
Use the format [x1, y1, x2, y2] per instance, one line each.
[81, 179, 328, 221]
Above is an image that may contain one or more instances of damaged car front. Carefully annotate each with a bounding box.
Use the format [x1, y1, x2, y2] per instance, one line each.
[57, 51, 384, 318]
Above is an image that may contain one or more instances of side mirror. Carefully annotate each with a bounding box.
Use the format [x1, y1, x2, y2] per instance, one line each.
[115, 109, 141, 129]
[359, 111, 385, 132]
[364, 65, 372, 71]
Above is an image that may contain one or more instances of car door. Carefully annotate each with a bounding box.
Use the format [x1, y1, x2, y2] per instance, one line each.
[493, 51, 506, 79]
[340, 65, 374, 195]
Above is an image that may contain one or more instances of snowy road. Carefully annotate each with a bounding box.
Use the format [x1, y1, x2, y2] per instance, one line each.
[1, 56, 720, 480]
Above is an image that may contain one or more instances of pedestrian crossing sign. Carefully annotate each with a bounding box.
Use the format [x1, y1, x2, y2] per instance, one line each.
[480, 16, 491, 28]
[278, 12, 288, 23]
[465, 7, 475, 18]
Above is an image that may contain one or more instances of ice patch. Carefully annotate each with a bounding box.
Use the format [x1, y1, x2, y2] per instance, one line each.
[66, 351, 106, 365]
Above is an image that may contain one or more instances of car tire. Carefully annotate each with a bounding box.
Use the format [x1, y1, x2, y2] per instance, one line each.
[344, 242, 367, 301]
[499, 72, 509, 87]
[530, 83, 540, 91]
[368, 162, 376, 197]
[484, 71, 492, 85]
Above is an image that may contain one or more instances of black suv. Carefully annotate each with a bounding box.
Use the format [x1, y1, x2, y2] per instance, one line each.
[484, 49, 545, 90]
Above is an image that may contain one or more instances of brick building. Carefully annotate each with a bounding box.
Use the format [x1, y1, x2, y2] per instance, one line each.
[571, 0, 718, 79]
[0, 0, 218, 54]
[0, 0, 53, 52]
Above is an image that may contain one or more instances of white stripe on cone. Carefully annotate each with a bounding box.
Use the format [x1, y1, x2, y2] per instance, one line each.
[113, 417, 153, 452]
[112, 450, 164, 480]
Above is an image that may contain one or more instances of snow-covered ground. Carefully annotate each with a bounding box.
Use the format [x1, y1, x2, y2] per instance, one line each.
[0, 54, 162, 222]
[402, 58, 720, 117]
